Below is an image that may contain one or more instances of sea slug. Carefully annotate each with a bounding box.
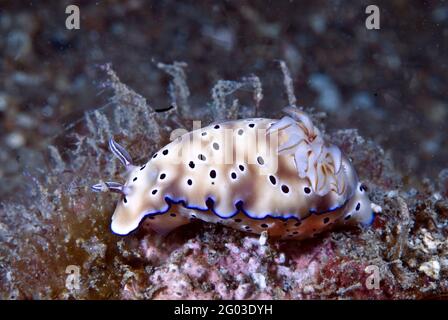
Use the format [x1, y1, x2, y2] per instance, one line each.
[92, 106, 375, 239]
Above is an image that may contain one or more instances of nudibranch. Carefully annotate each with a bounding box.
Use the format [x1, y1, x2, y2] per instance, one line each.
[92, 106, 376, 240]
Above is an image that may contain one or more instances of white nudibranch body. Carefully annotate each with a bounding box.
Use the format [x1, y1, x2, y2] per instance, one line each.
[92, 107, 375, 240]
